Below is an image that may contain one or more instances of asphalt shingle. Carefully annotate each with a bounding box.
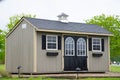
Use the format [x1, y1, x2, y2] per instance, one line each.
[25, 17, 112, 35]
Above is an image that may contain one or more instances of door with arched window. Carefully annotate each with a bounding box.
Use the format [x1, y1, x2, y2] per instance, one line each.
[64, 36, 87, 71]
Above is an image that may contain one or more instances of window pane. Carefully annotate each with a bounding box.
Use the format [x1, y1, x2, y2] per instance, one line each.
[77, 38, 86, 56]
[92, 38, 101, 51]
[47, 35, 57, 49]
[47, 43, 56, 49]
[47, 36, 56, 42]
[93, 45, 100, 50]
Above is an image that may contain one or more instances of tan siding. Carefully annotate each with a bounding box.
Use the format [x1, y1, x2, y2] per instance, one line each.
[88, 37, 109, 72]
[6, 20, 34, 73]
[37, 32, 62, 73]
[108, 37, 110, 71]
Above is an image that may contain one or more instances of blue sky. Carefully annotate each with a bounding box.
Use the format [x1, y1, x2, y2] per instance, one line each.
[0, 0, 120, 30]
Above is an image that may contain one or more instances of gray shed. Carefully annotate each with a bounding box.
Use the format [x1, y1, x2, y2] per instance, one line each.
[6, 13, 112, 74]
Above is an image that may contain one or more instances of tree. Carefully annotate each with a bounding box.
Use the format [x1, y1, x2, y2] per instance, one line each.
[86, 14, 120, 61]
[0, 29, 6, 63]
[7, 14, 36, 31]
[0, 14, 36, 64]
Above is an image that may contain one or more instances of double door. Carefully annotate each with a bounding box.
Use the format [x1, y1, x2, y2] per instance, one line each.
[64, 36, 87, 71]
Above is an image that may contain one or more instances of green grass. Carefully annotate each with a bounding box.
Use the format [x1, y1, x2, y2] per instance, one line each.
[110, 66, 120, 72]
[0, 77, 57, 80]
[0, 64, 5, 71]
[0, 77, 120, 80]
[84, 78, 120, 80]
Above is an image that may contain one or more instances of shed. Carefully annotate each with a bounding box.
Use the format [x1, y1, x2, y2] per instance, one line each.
[6, 13, 112, 73]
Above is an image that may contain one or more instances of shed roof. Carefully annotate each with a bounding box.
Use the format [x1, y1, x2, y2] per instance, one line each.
[24, 17, 112, 36]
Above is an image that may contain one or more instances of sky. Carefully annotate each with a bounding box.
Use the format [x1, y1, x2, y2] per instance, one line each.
[0, 0, 120, 30]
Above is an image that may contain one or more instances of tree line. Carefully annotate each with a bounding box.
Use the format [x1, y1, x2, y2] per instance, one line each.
[0, 14, 120, 64]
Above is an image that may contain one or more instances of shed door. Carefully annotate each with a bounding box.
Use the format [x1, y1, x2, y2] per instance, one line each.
[64, 36, 87, 71]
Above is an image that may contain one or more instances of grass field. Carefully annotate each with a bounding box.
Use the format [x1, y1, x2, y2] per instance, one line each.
[110, 66, 120, 72]
[0, 64, 5, 71]
[0, 64, 120, 80]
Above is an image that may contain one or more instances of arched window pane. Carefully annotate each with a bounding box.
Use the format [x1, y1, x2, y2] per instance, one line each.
[65, 37, 75, 56]
[77, 38, 86, 56]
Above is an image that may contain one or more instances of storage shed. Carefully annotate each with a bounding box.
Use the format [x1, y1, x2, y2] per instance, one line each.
[6, 13, 112, 73]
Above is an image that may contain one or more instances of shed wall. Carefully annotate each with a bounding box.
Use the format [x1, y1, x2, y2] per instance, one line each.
[6, 20, 34, 73]
[88, 36, 110, 72]
[36, 32, 62, 73]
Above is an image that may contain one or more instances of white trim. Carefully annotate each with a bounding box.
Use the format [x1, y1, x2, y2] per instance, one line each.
[92, 38, 101, 52]
[77, 38, 86, 56]
[61, 34, 64, 71]
[33, 30, 37, 72]
[65, 37, 75, 56]
[86, 37, 89, 71]
[46, 35, 58, 50]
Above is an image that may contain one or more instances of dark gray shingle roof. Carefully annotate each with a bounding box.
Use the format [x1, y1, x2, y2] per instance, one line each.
[25, 17, 112, 35]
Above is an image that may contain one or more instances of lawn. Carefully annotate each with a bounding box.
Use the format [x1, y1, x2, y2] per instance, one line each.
[0, 64, 120, 80]
[110, 66, 120, 72]
[0, 64, 5, 71]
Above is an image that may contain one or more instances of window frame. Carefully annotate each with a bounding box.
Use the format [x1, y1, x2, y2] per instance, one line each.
[92, 38, 101, 52]
[46, 35, 58, 50]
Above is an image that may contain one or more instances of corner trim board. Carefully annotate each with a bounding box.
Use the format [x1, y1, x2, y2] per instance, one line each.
[33, 30, 37, 72]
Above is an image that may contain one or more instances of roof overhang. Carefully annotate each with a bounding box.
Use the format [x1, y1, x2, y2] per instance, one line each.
[36, 28, 113, 36]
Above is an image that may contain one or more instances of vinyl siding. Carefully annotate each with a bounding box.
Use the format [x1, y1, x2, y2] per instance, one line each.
[37, 32, 62, 73]
[6, 20, 34, 73]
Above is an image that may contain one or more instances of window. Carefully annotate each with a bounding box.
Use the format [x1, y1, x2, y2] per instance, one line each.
[92, 38, 101, 52]
[22, 23, 27, 29]
[77, 38, 86, 56]
[65, 37, 75, 56]
[46, 35, 57, 50]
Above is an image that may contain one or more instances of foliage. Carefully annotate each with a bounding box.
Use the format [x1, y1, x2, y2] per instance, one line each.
[7, 14, 36, 31]
[0, 14, 36, 64]
[0, 65, 11, 78]
[0, 70, 11, 78]
[0, 30, 6, 64]
[85, 14, 120, 60]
